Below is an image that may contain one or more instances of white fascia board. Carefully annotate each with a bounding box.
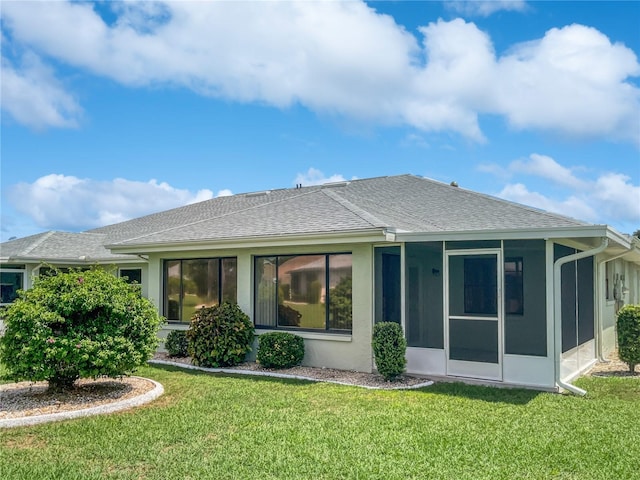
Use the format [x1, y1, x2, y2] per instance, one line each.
[395, 225, 614, 243]
[107, 229, 388, 254]
[0, 256, 144, 265]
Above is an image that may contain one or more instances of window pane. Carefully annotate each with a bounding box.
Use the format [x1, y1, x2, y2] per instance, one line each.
[278, 255, 325, 329]
[165, 261, 181, 321]
[463, 257, 497, 315]
[329, 254, 352, 330]
[120, 268, 142, 284]
[182, 259, 219, 322]
[0, 271, 24, 304]
[255, 257, 277, 327]
[221, 258, 237, 303]
[504, 258, 523, 315]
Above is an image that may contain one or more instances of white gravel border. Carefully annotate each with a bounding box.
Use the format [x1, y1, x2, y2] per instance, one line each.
[0, 377, 164, 429]
[149, 359, 434, 390]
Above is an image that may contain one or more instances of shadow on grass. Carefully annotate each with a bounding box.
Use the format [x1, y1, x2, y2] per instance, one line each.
[146, 362, 542, 405]
[424, 381, 542, 405]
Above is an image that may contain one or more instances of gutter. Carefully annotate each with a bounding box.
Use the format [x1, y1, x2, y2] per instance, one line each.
[553, 237, 608, 396]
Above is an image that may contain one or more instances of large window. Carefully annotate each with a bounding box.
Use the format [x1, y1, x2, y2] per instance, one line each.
[254, 254, 352, 332]
[164, 258, 237, 323]
[0, 266, 25, 305]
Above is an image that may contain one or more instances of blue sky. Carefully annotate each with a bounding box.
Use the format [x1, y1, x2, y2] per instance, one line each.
[1, 0, 639, 242]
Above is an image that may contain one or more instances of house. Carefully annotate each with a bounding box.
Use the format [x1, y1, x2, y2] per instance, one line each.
[2, 174, 639, 393]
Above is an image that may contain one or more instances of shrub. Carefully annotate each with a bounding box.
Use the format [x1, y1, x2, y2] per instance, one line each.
[165, 330, 189, 357]
[372, 322, 407, 381]
[617, 304, 640, 373]
[0, 268, 162, 391]
[186, 302, 254, 367]
[257, 332, 304, 369]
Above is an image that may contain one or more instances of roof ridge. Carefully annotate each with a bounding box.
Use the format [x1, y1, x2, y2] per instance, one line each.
[20, 231, 55, 256]
[108, 189, 321, 245]
[321, 188, 388, 228]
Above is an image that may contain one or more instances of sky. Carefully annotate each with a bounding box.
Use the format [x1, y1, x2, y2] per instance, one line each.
[1, 0, 639, 243]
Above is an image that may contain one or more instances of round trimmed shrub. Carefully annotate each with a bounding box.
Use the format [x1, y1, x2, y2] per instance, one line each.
[165, 330, 189, 357]
[257, 332, 304, 369]
[0, 268, 162, 391]
[617, 304, 640, 373]
[372, 321, 407, 381]
[186, 302, 254, 367]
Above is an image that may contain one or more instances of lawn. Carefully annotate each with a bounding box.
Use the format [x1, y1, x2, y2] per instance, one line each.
[1, 365, 639, 479]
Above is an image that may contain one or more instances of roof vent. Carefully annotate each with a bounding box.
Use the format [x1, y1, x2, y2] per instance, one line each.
[321, 181, 350, 188]
[245, 190, 271, 197]
[450, 181, 459, 187]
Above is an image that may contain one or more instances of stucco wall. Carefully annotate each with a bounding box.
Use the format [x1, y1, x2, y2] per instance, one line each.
[151, 243, 375, 373]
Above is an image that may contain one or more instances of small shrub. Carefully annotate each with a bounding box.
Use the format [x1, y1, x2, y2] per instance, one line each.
[372, 322, 407, 381]
[0, 268, 162, 391]
[257, 332, 304, 369]
[617, 304, 640, 373]
[165, 330, 189, 357]
[186, 302, 254, 367]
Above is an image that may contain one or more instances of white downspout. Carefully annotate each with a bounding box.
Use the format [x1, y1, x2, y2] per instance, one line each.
[553, 238, 608, 396]
[596, 251, 629, 362]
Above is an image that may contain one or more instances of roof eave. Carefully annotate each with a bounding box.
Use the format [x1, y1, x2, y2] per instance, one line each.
[394, 225, 632, 247]
[107, 228, 389, 254]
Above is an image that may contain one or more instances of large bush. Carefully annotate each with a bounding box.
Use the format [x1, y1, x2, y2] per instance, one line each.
[372, 322, 407, 381]
[165, 330, 189, 357]
[186, 302, 254, 367]
[257, 332, 304, 369]
[0, 268, 162, 391]
[617, 304, 640, 373]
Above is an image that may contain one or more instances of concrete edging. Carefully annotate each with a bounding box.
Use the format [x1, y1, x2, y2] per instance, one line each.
[0, 377, 164, 429]
[149, 359, 434, 390]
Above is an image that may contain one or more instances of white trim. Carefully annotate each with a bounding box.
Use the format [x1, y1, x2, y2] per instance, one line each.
[107, 229, 388, 253]
[444, 248, 503, 381]
[254, 329, 352, 342]
[396, 225, 632, 249]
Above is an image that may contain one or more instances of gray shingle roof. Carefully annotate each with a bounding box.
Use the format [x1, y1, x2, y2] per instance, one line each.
[0, 231, 133, 262]
[2, 174, 592, 260]
[99, 174, 588, 247]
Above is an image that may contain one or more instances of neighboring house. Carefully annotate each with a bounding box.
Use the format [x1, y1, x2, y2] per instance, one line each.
[1, 174, 639, 393]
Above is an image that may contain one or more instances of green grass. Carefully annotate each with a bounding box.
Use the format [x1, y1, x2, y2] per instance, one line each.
[1, 365, 639, 479]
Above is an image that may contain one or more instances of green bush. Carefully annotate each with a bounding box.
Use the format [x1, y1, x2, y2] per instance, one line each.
[165, 330, 189, 357]
[0, 268, 162, 391]
[372, 322, 407, 381]
[617, 304, 640, 373]
[186, 302, 254, 367]
[257, 332, 305, 369]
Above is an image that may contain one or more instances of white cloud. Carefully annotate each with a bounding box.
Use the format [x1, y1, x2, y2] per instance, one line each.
[1, 51, 82, 129]
[7, 174, 214, 230]
[447, 1, 529, 17]
[1, 1, 639, 144]
[498, 183, 598, 222]
[509, 153, 587, 189]
[488, 154, 640, 228]
[294, 168, 348, 187]
[216, 189, 233, 197]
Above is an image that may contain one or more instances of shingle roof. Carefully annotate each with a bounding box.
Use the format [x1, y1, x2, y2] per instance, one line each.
[97, 174, 588, 247]
[0, 231, 133, 262]
[2, 174, 592, 260]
